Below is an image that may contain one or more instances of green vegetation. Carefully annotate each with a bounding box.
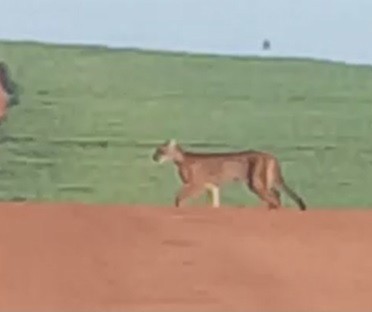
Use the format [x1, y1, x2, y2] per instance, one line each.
[0, 40, 371, 208]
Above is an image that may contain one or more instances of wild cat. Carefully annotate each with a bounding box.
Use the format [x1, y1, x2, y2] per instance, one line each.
[152, 139, 306, 210]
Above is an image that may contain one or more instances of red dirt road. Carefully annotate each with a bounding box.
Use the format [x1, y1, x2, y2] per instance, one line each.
[0, 203, 372, 312]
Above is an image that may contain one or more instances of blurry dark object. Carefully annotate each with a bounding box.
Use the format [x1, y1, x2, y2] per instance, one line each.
[0, 61, 20, 107]
[262, 39, 271, 51]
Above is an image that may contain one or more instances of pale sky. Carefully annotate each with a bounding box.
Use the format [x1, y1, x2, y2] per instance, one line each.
[1, 0, 371, 64]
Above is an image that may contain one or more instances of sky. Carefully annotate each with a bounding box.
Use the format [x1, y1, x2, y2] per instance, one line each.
[0, 0, 371, 65]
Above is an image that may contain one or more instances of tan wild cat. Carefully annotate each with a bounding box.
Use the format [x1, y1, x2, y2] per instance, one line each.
[152, 139, 306, 210]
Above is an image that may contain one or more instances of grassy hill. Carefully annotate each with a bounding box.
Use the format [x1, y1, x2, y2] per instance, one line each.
[0, 40, 372, 208]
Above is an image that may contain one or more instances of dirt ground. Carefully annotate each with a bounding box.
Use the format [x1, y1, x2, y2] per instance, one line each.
[1, 203, 372, 312]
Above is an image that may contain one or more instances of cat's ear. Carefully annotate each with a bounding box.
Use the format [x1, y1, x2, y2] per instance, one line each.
[168, 139, 177, 148]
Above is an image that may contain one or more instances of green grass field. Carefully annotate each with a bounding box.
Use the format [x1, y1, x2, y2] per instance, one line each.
[0, 40, 371, 208]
